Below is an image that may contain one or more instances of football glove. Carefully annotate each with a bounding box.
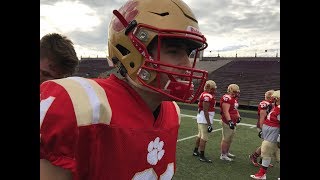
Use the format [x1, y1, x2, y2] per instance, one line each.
[237, 117, 241, 123]
[207, 125, 213, 133]
[228, 120, 235, 130]
[258, 130, 262, 138]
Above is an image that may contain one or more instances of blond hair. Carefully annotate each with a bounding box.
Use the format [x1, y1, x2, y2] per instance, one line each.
[272, 90, 280, 100]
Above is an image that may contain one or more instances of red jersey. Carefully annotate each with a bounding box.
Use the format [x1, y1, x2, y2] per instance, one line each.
[40, 74, 181, 180]
[257, 100, 273, 129]
[198, 92, 216, 112]
[264, 105, 280, 127]
[220, 94, 239, 124]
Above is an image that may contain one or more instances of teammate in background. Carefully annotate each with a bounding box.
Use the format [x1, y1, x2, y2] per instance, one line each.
[192, 80, 217, 163]
[40, 0, 208, 179]
[250, 90, 280, 180]
[40, 33, 79, 84]
[249, 90, 274, 166]
[219, 84, 241, 161]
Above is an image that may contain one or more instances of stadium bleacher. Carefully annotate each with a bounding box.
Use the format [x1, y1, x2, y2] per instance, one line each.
[207, 57, 280, 107]
[74, 57, 114, 78]
[75, 56, 280, 108]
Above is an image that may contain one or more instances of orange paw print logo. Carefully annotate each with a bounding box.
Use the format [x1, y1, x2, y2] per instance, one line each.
[112, 0, 139, 32]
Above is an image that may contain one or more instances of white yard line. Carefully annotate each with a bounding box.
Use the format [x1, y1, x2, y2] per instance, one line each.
[177, 128, 222, 142]
[177, 113, 256, 142]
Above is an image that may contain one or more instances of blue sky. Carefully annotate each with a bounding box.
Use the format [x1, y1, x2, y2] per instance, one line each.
[40, 0, 280, 58]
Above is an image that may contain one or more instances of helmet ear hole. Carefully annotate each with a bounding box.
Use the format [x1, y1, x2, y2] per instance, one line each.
[130, 62, 135, 68]
[116, 44, 130, 56]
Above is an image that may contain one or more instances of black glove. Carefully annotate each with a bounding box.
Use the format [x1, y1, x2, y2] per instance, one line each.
[237, 117, 241, 123]
[258, 130, 262, 138]
[207, 125, 213, 133]
[228, 120, 235, 129]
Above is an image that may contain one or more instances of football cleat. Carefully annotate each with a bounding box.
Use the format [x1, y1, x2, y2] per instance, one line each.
[250, 174, 266, 180]
[220, 154, 233, 161]
[227, 152, 236, 158]
[199, 156, 212, 163]
[250, 168, 266, 180]
[193, 150, 200, 156]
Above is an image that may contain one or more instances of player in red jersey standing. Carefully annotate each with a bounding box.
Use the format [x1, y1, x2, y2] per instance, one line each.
[219, 84, 241, 161]
[250, 90, 280, 180]
[192, 80, 217, 163]
[249, 90, 274, 166]
[40, 0, 208, 179]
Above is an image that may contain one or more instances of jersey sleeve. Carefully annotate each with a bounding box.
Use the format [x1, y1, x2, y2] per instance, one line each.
[222, 94, 232, 104]
[259, 101, 268, 110]
[203, 94, 211, 102]
[40, 80, 78, 173]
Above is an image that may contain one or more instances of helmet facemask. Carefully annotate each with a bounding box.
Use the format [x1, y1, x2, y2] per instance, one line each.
[138, 31, 208, 103]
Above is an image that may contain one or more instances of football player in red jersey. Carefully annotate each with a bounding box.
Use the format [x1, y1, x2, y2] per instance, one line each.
[219, 84, 241, 161]
[250, 90, 280, 180]
[192, 80, 217, 163]
[40, 33, 79, 84]
[249, 90, 274, 166]
[40, 0, 208, 179]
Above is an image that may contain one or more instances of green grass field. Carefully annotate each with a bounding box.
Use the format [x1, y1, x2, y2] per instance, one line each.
[173, 108, 280, 180]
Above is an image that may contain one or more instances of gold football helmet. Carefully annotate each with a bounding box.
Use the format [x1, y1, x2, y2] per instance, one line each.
[272, 90, 280, 100]
[204, 80, 217, 90]
[227, 84, 240, 97]
[265, 89, 275, 101]
[108, 0, 208, 103]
